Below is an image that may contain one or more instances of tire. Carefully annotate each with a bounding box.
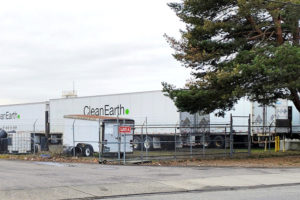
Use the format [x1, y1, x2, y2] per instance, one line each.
[64, 146, 81, 156]
[83, 145, 94, 157]
[143, 136, 153, 151]
[213, 136, 225, 148]
[199, 135, 211, 148]
[133, 136, 142, 150]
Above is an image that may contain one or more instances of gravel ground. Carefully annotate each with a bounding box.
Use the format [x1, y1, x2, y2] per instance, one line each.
[1, 150, 300, 167]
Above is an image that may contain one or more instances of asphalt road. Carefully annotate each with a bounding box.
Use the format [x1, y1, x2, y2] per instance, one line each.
[1, 159, 300, 200]
[101, 185, 300, 200]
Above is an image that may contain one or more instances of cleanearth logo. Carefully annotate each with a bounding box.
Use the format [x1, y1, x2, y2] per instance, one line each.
[0, 112, 20, 120]
[84, 104, 130, 116]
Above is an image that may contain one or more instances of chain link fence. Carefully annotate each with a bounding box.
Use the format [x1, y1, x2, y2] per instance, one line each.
[0, 119, 299, 164]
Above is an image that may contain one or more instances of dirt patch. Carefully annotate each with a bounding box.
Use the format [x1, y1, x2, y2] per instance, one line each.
[1, 151, 300, 168]
[141, 152, 300, 168]
[142, 156, 300, 168]
[0, 154, 99, 164]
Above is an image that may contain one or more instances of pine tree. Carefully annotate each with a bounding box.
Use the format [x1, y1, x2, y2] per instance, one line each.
[163, 0, 300, 116]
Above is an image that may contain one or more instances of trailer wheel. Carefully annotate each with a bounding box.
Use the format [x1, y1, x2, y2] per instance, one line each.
[66, 146, 81, 156]
[143, 136, 153, 151]
[83, 145, 94, 157]
[133, 136, 142, 150]
[213, 136, 225, 148]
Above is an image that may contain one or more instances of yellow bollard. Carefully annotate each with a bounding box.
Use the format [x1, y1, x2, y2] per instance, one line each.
[275, 136, 280, 152]
[283, 136, 285, 153]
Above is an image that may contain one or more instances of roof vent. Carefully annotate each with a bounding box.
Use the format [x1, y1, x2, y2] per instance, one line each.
[62, 90, 77, 98]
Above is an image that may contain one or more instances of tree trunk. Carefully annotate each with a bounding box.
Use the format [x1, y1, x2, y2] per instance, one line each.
[272, 12, 284, 45]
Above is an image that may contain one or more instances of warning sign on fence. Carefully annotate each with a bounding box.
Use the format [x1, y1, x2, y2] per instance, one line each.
[119, 126, 131, 133]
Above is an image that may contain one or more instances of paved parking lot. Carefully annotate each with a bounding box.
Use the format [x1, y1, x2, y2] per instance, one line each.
[1, 160, 300, 200]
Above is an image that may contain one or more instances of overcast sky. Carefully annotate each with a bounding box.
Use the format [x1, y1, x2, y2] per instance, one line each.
[0, 0, 191, 104]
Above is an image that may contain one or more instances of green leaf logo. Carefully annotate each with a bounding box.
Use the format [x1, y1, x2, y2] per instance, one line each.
[17, 114, 20, 119]
[125, 109, 130, 115]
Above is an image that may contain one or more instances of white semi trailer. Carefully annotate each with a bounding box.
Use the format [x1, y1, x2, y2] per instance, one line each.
[0, 102, 47, 132]
[0, 102, 51, 153]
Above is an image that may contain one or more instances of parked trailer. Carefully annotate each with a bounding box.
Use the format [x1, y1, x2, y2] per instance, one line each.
[0, 102, 48, 132]
[49, 91, 300, 150]
[0, 102, 60, 153]
[50, 91, 186, 150]
[49, 91, 180, 131]
[63, 115, 134, 157]
[0, 90, 299, 153]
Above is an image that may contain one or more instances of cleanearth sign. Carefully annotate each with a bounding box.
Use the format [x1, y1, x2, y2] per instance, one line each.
[83, 104, 129, 116]
[0, 112, 20, 120]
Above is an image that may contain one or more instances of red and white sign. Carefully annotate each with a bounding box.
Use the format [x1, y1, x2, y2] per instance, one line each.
[119, 126, 131, 133]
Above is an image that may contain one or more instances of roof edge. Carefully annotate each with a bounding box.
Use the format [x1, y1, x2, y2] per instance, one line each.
[50, 90, 163, 101]
[0, 101, 49, 107]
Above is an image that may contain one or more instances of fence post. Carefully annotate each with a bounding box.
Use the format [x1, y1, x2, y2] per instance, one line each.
[248, 114, 251, 156]
[123, 133, 126, 164]
[224, 127, 227, 155]
[116, 115, 120, 163]
[230, 114, 233, 158]
[283, 135, 285, 152]
[98, 119, 103, 163]
[145, 117, 148, 159]
[141, 123, 144, 162]
[33, 119, 38, 155]
[122, 119, 126, 164]
[190, 133, 193, 158]
[72, 119, 76, 157]
[202, 132, 205, 158]
[269, 126, 271, 151]
[174, 127, 177, 161]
